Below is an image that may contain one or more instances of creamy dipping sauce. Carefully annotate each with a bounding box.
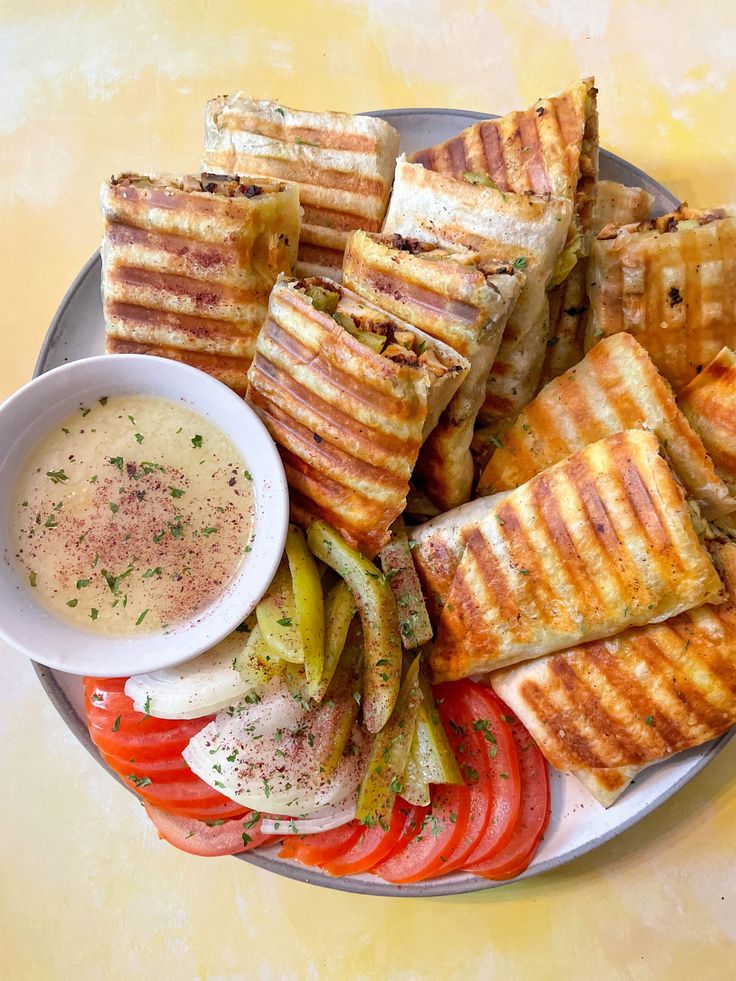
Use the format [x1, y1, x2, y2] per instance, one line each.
[11, 395, 255, 634]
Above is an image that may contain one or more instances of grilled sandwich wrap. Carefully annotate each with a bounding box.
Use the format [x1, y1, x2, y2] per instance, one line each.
[540, 180, 654, 385]
[586, 206, 736, 391]
[342, 231, 523, 510]
[491, 543, 736, 805]
[427, 430, 724, 682]
[410, 77, 598, 266]
[203, 96, 400, 279]
[101, 172, 300, 393]
[383, 158, 572, 421]
[477, 332, 735, 519]
[246, 277, 468, 556]
[679, 347, 736, 493]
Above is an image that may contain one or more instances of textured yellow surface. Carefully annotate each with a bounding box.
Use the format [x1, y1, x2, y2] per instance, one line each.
[2, 2, 736, 978]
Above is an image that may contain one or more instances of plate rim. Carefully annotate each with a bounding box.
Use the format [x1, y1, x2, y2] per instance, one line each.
[29, 105, 733, 899]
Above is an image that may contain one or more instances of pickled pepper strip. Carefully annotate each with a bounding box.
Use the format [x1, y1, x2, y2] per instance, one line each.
[378, 517, 433, 649]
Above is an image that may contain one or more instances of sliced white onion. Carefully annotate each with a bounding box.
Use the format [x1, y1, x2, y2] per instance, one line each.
[125, 626, 275, 720]
[183, 695, 368, 817]
[261, 796, 357, 835]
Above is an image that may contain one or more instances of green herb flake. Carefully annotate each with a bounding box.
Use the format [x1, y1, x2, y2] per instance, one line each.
[389, 777, 403, 794]
[512, 256, 528, 270]
[109, 456, 124, 471]
[61, 427, 70, 436]
[112, 716, 121, 733]
[46, 469, 68, 484]
[109, 502, 119, 514]
[44, 514, 57, 528]
[276, 617, 293, 627]
[66, 599, 78, 608]
[134, 433, 144, 444]
[295, 137, 319, 147]
[202, 526, 218, 537]
[169, 487, 184, 499]
[142, 567, 162, 579]
[127, 774, 152, 788]
[28, 571, 37, 587]
[76, 578, 90, 589]
[90, 608, 99, 621]
[191, 434, 203, 448]
[136, 609, 150, 626]
[644, 715, 654, 726]
[153, 530, 165, 543]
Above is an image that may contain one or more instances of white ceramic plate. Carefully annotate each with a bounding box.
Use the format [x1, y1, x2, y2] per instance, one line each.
[31, 108, 735, 896]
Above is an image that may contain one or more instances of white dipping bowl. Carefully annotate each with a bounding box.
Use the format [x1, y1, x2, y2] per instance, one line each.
[0, 354, 288, 676]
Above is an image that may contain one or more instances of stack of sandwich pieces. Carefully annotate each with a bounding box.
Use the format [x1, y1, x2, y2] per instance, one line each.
[100, 78, 736, 808]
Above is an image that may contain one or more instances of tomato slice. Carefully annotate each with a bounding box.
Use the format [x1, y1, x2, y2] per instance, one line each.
[372, 784, 471, 883]
[466, 709, 550, 878]
[424, 683, 492, 876]
[144, 804, 277, 857]
[321, 798, 409, 876]
[84, 676, 248, 823]
[451, 683, 521, 866]
[279, 823, 363, 867]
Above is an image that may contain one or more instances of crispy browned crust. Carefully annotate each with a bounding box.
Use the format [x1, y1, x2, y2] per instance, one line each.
[105, 337, 250, 394]
[429, 430, 724, 682]
[477, 332, 735, 519]
[540, 180, 655, 387]
[245, 278, 466, 556]
[382, 158, 571, 422]
[203, 97, 400, 277]
[343, 231, 522, 509]
[410, 78, 598, 257]
[586, 212, 736, 390]
[491, 544, 736, 773]
[679, 347, 736, 491]
[101, 173, 300, 383]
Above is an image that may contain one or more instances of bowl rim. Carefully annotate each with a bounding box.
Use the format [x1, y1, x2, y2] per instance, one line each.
[0, 353, 289, 676]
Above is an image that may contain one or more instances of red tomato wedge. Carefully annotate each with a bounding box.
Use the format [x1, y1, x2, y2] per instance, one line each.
[279, 823, 363, 867]
[84, 677, 248, 822]
[145, 804, 276, 857]
[424, 683, 493, 876]
[451, 683, 521, 866]
[321, 798, 409, 876]
[372, 783, 471, 883]
[466, 708, 550, 878]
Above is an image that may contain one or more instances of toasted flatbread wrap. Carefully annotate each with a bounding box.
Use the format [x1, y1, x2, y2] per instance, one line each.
[491, 544, 736, 805]
[478, 332, 735, 519]
[383, 158, 572, 421]
[203, 96, 400, 278]
[679, 347, 736, 493]
[246, 277, 468, 556]
[428, 430, 724, 682]
[586, 206, 736, 391]
[101, 172, 300, 393]
[410, 77, 598, 267]
[541, 180, 654, 385]
[343, 231, 523, 510]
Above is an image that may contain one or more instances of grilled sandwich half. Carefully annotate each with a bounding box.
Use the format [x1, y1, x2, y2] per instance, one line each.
[427, 429, 724, 681]
[679, 347, 736, 494]
[410, 77, 598, 269]
[203, 97, 400, 279]
[492, 543, 736, 806]
[245, 277, 468, 556]
[540, 180, 654, 386]
[342, 230, 523, 510]
[586, 206, 736, 391]
[383, 157, 571, 422]
[101, 172, 300, 393]
[477, 332, 735, 519]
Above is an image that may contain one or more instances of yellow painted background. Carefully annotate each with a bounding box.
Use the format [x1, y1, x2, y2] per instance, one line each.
[2, 1, 736, 977]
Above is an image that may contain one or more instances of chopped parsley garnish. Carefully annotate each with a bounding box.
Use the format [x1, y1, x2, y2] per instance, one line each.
[276, 617, 293, 627]
[644, 715, 654, 726]
[44, 514, 57, 528]
[134, 433, 144, 444]
[142, 568, 162, 579]
[389, 777, 403, 794]
[135, 609, 150, 626]
[127, 774, 152, 788]
[76, 578, 90, 589]
[112, 716, 121, 733]
[169, 487, 184, 498]
[202, 526, 218, 536]
[168, 521, 184, 539]
[512, 256, 528, 270]
[361, 814, 377, 828]
[241, 832, 253, 846]
[28, 571, 37, 587]
[295, 137, 319, 147]
[90, 608, 99, 621]
[153, 530, 165, 543]
[109, 456, 124, 471]
[262, 778, 271, 799]
[66, 599, 78, 608]
[46, 469, 68, 484]
[109, 502, 119, 514]
[243, 469, 252, 481]
[191, 434, 203, 448]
